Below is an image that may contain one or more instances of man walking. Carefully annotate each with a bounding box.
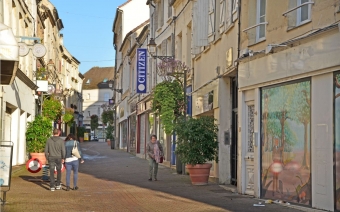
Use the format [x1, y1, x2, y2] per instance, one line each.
[44, 129, 65, 191]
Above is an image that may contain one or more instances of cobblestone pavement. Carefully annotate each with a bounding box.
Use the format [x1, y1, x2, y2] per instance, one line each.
[1, 142, 303, 212]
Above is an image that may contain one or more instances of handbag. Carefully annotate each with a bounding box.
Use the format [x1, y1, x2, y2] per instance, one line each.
[72, 141, 81, 158]
[159, 156, 163, 163]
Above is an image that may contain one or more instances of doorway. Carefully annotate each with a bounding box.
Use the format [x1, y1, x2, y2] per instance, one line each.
[231, 77, 238, 185]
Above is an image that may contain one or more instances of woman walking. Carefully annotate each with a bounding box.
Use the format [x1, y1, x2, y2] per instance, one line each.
[147, 135, 163, 181]
[64, 134, 84, 191]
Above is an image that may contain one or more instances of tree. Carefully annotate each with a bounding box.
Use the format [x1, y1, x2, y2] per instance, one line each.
[90, 115, 99, 131]
[289, 81, 311, 169]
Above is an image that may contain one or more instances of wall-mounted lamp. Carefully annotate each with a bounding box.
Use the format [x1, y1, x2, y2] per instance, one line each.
[147, 38, 157, 55]
[108, 80, 123, 93]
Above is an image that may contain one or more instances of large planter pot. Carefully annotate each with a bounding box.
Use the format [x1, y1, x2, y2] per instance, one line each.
[30, 153, 47, 165]
[79, 137, 84, 143]
[186, 163, 212, 185]
[107, 139, 111, 146]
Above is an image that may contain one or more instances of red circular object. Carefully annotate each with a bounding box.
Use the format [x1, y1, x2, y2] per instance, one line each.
[54, 163, 65, 174]
[26, 158, 42, 173]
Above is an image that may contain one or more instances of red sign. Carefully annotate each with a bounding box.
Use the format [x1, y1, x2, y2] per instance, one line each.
[26, 158, 42, 173]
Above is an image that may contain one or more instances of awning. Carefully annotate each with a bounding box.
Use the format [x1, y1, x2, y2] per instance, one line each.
[0, 23, 19, 85]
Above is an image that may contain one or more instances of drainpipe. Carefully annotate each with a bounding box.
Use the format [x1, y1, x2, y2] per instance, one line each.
[113, 43, 117, 149]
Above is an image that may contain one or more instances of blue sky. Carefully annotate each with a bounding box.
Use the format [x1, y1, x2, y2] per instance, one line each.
[50, 0, 126, 74]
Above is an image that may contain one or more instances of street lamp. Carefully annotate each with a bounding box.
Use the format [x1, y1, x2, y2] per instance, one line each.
[108, 80, 123, 93]
[106, 79, 122, 149]
[147, 37, 187, 175]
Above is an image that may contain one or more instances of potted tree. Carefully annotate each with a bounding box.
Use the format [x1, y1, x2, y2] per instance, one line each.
[106, 124, 114, 146]
[77, 126, 86, 142]
[26, 116, 53, 165]
[174, 116, 219, 185]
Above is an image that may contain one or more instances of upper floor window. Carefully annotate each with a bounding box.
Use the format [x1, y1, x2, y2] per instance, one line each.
[256, 0, 266, 42]
[286, 0, 313, 29]
[86, 79, 91, 84]
[243, 0, 267, 46]
[104, 93, 110, 101]
[297, 0, 311, 25]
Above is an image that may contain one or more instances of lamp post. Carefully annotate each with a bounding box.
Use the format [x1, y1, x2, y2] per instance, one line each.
[107, 80, 122, 149]
[147, 38, 187, 175]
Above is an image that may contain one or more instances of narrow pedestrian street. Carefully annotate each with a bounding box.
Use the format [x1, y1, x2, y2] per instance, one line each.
[3, 142, 301, 212]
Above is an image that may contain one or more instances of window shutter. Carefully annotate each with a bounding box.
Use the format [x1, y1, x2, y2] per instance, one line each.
[208, 0, 216, 42]
[226, 0, 232, 27]
[232, 0, 238, 22]
[219, 0, 226, 33]
[287, 0, 297, 29]
[161, 40, 167, 56]
[168, 0, 172, 18]
[154, 5, 158, 30]
[160, 0, 164, 27]
[192, 0, 209, 55]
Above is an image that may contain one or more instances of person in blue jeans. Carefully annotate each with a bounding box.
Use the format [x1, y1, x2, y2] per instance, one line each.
[64, 134, 84, 191]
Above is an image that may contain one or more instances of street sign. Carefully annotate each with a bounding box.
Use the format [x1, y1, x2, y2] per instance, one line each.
[0, 142, 13, 187]
[26, 158, 42, 173]
[136, 48, 147, 93]
[0, 141, 13, 206]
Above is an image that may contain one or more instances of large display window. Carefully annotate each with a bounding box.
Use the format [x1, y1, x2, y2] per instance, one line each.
[261, 79, 311, 205]
[334, 72, 340, 211]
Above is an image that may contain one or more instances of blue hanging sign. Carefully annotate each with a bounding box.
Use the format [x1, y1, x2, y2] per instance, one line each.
[136, 48, 147, 93]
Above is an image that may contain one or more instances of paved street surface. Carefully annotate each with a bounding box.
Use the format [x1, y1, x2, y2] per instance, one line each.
[2, 142, 304, 212]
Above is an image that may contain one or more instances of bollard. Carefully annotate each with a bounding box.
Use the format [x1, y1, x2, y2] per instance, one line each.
[42, 165, 50, 181]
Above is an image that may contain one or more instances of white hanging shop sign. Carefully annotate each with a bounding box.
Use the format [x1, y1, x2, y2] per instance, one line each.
[18, 42, 46, 58]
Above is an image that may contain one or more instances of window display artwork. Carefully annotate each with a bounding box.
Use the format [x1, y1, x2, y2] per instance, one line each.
[261, 80, 311, 205]
[334, 73, 340, 211]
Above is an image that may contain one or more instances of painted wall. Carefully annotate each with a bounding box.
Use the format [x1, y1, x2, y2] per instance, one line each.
[239, 0, 340, 53]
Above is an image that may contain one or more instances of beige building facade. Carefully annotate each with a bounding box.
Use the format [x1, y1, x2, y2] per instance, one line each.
[0, 0, 81, 166]
[237, 0, 340, 211]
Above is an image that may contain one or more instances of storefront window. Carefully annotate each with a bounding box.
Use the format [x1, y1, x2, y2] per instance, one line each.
[261, 80, 311, 205]
[129, 114, 137, 153]
[334, 73, 340, 210]
[159, 119, 166, 159]
[121, 120, 128, 149]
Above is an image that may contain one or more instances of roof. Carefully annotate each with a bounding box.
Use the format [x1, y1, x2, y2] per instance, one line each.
[119, 20, 150, 52]
[118, 0, 132, 8]
[82, 67, 115, 90]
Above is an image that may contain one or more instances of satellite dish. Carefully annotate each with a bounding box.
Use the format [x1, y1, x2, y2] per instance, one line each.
[47, 84, 55, 94]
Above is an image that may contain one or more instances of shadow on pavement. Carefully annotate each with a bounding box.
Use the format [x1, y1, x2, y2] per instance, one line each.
[75, 142, 296, 212]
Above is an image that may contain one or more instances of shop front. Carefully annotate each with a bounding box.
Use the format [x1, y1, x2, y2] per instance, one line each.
[136, 100, 152, 159]
[192, 80, 219, 178]
[118, 99, 128, 149]
[238, 27, 340, 211]
[128, 100, 137, 154]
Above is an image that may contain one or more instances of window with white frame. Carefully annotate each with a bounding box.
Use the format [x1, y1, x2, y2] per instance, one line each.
[245, 0, 267, 46]
[104, 93, 110, 101]
[256, 0, 266, 42]
[297, 0, 311, 25]
[287, 0, 312, 29]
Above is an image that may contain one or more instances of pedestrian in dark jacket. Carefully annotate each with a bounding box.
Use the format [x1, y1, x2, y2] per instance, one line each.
[147, 135, 163, 181]
[44, 129, 65, 191]
[64, 134, 84, 191]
